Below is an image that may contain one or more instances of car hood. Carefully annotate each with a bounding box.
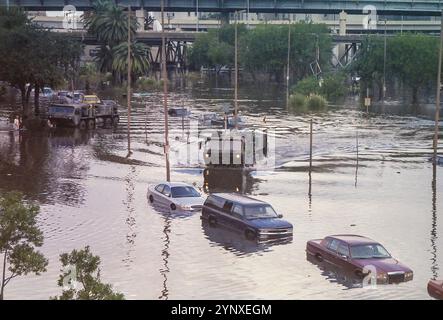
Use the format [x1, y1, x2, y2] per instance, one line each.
[247, 218, 293, 229]
[352, 257, 412, 273]
[173, 196, 206, 206]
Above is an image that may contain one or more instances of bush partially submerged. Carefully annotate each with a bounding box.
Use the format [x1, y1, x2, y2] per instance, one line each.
[306, 93, 327, 109]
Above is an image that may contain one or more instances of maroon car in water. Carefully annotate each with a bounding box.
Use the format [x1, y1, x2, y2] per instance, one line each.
[428, 279, 443, 299]
[306, 234, 413, 284]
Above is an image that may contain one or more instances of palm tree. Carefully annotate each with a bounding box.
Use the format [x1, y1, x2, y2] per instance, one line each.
[84, 2, 137, 47]
[112, 41, 150, 81]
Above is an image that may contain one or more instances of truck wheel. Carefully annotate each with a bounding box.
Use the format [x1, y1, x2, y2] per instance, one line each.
[245, 229, 257, 241]
[208, 216, 217, 227]
[113, 116, 119, 125]
[105, 118, 113, 127]
[88, 119, 95, 129]
[79, 120, 87, 130]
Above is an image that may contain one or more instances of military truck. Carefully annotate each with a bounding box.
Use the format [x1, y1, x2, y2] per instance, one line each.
[95, 100, 120, 127]
[47, 103, 96, 129]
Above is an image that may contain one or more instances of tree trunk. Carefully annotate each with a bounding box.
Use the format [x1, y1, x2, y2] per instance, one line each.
[1, 250, 7, 300]
[34, 83, 40, 116]
[412, 87, 419, 106]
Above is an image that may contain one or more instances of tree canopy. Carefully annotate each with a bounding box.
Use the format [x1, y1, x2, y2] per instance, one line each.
[0, 191, 48, 300]
[52, 246, 125, 300]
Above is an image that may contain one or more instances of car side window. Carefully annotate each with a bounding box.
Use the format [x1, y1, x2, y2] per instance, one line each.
[327, 239, 340, 252]
[155, 184, 165, 193]
[231, 204, 243, 218]
[337, 242, 350, 258]
[222, 201, 233, 213]
[162, 185, 171, 197]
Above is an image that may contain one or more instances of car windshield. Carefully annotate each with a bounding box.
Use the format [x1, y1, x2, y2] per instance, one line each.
[49, 106, 74, 114]
[244, 205, 278, 220]
[171, 186, 200, 198]
[350, 244, 391, 259]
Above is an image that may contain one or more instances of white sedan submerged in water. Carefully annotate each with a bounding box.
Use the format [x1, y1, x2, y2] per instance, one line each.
[147, 182, 206, 211]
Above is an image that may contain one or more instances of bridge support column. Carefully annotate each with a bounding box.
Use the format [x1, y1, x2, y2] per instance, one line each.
[220, 12, 230, 25]
[136, 9, 146, 31]
[338, 10, 347, 63]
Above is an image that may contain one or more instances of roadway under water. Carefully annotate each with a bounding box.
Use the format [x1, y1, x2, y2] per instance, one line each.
[0, 77, 442, 299]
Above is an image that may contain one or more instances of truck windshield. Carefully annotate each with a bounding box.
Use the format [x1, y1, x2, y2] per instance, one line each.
[49, 106, 74, 114]
[244, 205, 278, 220]
[350, 244, 391, 259]
[171, 186, 200, 198]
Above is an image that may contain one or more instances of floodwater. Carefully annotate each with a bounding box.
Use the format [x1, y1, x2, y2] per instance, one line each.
[0, 77, 442, 300]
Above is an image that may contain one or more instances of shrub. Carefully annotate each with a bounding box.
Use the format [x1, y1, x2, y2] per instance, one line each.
[136, 77, 162, 91]
[306, 93, 327, 109]
[292, 76, 320, 96]
[321, 73, 347, 101]
[288, 93, 306, 109]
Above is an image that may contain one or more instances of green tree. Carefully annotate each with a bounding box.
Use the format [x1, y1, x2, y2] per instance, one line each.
[352, 34, 439, 105]
[52, 246, 124, 300]
[0, 8, 82, 116]
[240, 23, 331, 82]
[83, 0, 140, 83]
[0, 192, 48, 300]
[111, 41, 150, 80]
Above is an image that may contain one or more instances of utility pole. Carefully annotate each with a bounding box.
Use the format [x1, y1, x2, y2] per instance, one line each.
[127, 6, 132, 155]
[196, 0, 199, 32]
[161, 0, 171, 181]
[383, 18, 387, 103]
[234, 11, 239, 129]
[286, 21, 291, 107]
[434, 10, 443, 165]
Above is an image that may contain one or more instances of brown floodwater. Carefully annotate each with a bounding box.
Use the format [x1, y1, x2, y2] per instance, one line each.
[0, 78, 442, 299]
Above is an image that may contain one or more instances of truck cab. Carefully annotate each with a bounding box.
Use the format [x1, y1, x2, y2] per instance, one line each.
[47, 103, 96, 129]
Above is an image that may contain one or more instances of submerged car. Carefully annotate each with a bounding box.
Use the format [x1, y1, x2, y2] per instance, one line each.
[201, 193, 293, 241]
[306, 235, 413, 284]
[428, 279, 443, 299]
[147, 182, 206, 211]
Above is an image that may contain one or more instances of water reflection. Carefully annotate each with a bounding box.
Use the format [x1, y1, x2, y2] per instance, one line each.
[306, 253, 362, 289]
[158, 214, 171, 300]
[201, 221, 292, 257]
[431, 164, 439, 280]
[122, 165, 137, 267]
[0, 129, 89, 205]
[202, 168, 258, 194]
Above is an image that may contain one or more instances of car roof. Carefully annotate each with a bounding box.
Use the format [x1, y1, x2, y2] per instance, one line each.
[157, 182, 194, 188]
[327, 234, 379, 246]
[210, 193, 266, 205]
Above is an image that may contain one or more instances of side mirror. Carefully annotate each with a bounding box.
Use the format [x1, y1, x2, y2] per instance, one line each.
[277, 214, 283, 218]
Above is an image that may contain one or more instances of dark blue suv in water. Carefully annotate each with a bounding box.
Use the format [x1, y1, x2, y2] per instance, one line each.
[201, 193, 293, 241]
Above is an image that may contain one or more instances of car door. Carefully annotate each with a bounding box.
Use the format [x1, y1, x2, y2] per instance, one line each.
[231, 204, 246, 232]
[324, 239, 340, 266]
[153, 184, 165, 202]
[160, 185, 172, 206]
[336, 241, 351, 271]
[220, 201, 234, 228]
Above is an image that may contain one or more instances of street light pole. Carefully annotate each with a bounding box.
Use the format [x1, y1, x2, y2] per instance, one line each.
[127, 6, 132, 155]
[161, 0, 171, 181]
[383, 18, 387, 103]
[247, 0, 250, 29]
[286, 21, 291, 107]
[234, 11, 239, 129]
[434, 10, 443, 165]
[196, 0, 199, 32]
